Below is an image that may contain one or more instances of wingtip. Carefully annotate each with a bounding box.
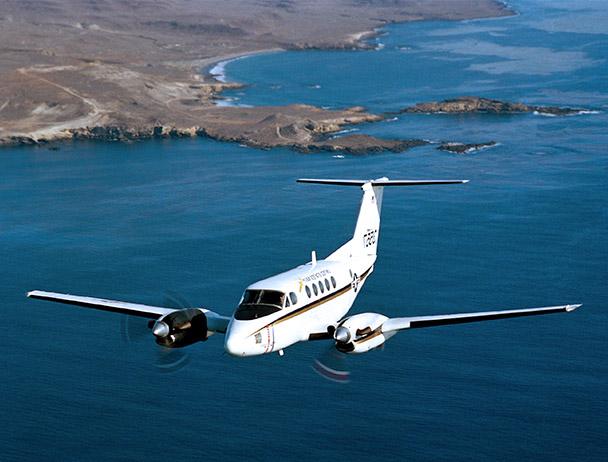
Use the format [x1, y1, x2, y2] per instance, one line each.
[462, 180, 470, 183]
[26, 290, 45, 298]
[566, 303, 582, 312]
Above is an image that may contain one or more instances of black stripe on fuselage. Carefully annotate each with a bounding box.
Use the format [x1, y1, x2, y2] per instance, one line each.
[408, 307, 568, 329]
[28, 294, 163, 319]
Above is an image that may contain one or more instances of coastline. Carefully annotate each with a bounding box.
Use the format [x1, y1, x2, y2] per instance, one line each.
[201, 48, 284, 84]
[0, 0, 515, 150]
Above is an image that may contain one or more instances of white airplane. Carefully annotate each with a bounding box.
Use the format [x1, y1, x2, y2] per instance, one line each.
[28, 178, 581, 359]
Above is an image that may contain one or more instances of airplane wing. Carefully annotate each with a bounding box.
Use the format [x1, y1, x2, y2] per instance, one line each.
[381, 304, 581, 333]
[28, 290, 177, 319]
[28, 290, 231, 333]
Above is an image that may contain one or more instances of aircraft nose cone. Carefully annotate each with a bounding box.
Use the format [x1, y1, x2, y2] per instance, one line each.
[224, 335, 245, 357]
[152, 321, 170, 338]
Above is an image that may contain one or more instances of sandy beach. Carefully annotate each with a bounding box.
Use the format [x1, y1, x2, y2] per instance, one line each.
[205, 49, 284, 84]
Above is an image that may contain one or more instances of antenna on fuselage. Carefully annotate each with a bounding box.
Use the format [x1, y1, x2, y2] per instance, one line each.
[311, 250, 317, 267]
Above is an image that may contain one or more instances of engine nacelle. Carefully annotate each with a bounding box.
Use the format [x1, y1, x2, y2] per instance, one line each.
[334, 312, 389, 354]
[152, 308, 208, 348]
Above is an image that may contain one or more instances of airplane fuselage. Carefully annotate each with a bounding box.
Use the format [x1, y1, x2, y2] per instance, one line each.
[224, 256, 375, 356]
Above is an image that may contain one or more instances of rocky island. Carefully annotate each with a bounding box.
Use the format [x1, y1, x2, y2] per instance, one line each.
[307, 135, 428, 154]
[0, 0, 514, 152]
[401, 96, 586, 116]
[437, 141, 497, 154]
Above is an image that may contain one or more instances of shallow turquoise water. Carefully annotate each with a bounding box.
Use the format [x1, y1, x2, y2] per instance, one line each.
[2, 1, 607, 460]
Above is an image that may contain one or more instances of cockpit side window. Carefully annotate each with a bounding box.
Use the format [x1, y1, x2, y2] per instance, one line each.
[289, 292, 297, 305]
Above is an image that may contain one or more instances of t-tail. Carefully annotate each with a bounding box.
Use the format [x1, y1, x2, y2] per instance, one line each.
[297, 178, 468, 261]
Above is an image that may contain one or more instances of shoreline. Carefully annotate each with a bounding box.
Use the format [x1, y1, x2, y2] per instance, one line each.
[198, 25, 386, 87]
[201, 48, 284, 84]
[0, 0, 516, 150]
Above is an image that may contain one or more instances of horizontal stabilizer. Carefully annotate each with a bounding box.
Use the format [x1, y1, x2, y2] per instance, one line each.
[381, 304, 581, 333]
[297, 178, 468, 186]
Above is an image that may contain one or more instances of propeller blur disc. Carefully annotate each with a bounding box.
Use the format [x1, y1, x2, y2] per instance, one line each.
[312, 345, 350, 383]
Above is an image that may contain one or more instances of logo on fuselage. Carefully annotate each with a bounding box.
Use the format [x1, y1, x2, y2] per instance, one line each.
[351, 272, 359, 292]
[302, 269, 332, 282]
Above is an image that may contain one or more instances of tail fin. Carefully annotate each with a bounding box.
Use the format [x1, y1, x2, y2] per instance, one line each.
[351, 179, 385, 257]
[298, 177, 468, 258]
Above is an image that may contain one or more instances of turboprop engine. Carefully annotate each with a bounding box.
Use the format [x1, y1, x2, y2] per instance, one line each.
[151, 308, 208, 348]
[333, 312, 392, 354]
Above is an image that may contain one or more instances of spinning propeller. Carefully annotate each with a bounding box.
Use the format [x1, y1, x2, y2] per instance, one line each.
[313, 344, 351, 383]
[119, 292, 196, 373]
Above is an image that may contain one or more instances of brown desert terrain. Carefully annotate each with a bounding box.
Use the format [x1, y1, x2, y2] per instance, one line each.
[0, 0, 513, 150]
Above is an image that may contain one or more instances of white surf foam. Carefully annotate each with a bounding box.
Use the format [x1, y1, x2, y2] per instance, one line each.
[329, 128, 359, 139]
[568, 110, 601, 116]
[533, 111, 557, 117]
[209, 61, 230, 83]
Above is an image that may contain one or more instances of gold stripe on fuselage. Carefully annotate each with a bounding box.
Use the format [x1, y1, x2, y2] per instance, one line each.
[252, 265, 373, 336]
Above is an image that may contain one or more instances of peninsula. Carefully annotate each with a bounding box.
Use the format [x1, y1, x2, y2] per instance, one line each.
[0, 0, 513, 151]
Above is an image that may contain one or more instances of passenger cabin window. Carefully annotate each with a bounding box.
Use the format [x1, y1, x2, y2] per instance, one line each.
[289, 292, 297, 305]
[324, 279, 330, 291]
[235, 289, 284, 320]
[313, 284, 318, 296]
[331, 276, 337, 288]
[318, 281, 324, 294]
[306, 286, 311, 298]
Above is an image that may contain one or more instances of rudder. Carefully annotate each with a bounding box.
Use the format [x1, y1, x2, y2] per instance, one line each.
[351, 180, 385, 257]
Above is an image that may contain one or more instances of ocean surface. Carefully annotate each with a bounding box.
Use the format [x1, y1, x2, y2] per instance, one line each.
[2, 1, 606, 460]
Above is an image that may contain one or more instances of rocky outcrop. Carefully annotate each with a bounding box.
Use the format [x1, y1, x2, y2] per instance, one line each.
[306, 134, 428, 154]
[401, 96, 585, 116]
[0, 105, 421, 154]
[187, 104, 387, 151]
[438, 141, 497, 154]
[0, 125, 201, 146]
[286, 41, 376, 52]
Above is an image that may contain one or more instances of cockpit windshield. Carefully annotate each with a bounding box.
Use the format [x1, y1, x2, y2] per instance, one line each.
[234, 289, 285, 320]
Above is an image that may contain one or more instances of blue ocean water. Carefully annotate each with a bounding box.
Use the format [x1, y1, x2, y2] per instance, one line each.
[1, 1, 606, 460]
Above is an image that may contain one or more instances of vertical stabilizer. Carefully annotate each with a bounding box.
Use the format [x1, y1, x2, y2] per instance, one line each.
[351, 178, 386, 257]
